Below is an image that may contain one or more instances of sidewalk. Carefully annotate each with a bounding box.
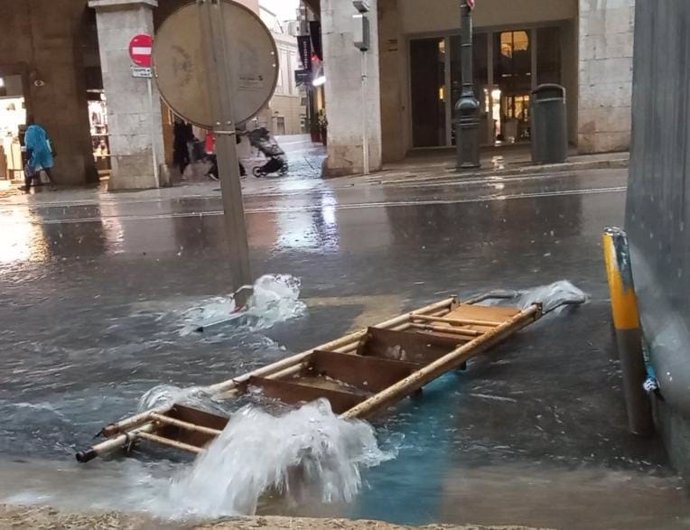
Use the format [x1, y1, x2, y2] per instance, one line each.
[0, 141, 628, 206]
[360, 144, 629, 186]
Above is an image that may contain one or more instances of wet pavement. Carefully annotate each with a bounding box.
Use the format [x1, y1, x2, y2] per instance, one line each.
[0, 163, 688, 529]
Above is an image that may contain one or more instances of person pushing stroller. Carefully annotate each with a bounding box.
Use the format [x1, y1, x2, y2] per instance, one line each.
[204, 131, 246, 181]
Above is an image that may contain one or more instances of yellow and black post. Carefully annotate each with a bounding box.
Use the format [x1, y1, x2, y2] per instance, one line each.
[602, 227, 654, 436]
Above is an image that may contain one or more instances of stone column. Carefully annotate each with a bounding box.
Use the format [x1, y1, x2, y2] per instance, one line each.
[578, 0, 635, 153]
[321, 0, 382, 176]
[89, 0, 165, 189]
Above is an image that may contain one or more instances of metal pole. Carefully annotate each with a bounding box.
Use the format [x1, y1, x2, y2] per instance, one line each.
[197, 0, 253, 307]
[361, 50, 369, 175]
[454, 0, 481, 169]
[147, 77, 160, 188]
[602, 227, 654, 436]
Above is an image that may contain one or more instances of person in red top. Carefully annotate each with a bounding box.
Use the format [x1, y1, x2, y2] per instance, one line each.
[204, 130, 245, 180]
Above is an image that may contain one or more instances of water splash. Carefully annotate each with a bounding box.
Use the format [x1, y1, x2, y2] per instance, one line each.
[479, 280, 588, 314]
[244, 274, 307, 330]
[179, 274, 307, 335]
[163, 399, 395, 518]
[515, 280, 589, 313]
[137, 385, 213, 413]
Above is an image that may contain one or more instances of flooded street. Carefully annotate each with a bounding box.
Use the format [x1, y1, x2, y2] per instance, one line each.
[0, 167, 688, 529]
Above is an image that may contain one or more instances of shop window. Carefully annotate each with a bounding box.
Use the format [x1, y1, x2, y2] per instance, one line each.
[494, 31, 531, 94]
[537, 27, 561, 85]
[0, 75, 27, 180]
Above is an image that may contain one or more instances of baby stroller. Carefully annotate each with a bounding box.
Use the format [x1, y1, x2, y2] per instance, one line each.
[248, 127, 288, 177]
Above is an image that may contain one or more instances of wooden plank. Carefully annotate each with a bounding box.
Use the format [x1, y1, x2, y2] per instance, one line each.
[249, 376, 367, 414]
[292, 375, 371, 396]
[357, 327, 462, 365]
[412, 314, 504, 327]
[305, 350, 420, 393]
[445, 304, 521, 322]
[341, 304, 542, 419]
[408, 323, 482, 337]
[150, 413, 223, 437]
[138, 431, 204, 454]
[156, 404, 229, 449]
[414, 329, 478, 343]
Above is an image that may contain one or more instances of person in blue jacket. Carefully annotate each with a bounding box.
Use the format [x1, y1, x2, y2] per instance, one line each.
[24, 119, 55, 191]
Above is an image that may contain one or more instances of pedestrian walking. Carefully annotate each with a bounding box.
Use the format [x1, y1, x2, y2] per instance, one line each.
[23, 119, 55, 191]
[204, 130, 247, 181]
[173, 118, 194, 176]
[204, 131, 219, 181]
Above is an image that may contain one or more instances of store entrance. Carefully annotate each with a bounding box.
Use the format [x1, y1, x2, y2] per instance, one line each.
[0, 73, 27, 183]
[492, 30, 532, 144]
[408, 25, 566, 150]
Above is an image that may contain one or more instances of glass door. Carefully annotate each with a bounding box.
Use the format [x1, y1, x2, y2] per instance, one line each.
[493, 30, 532, 143]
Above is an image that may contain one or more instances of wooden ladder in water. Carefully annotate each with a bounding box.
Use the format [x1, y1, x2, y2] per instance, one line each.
[76, 298, 542, 462]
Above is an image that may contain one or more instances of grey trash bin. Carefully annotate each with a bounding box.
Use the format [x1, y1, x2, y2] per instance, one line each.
[531, 84, 568, 164]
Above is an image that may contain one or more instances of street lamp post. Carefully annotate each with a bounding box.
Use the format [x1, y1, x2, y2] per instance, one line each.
[454, 0, 481, 169]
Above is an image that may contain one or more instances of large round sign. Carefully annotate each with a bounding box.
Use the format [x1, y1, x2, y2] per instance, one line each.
[152, 0, 279, 128]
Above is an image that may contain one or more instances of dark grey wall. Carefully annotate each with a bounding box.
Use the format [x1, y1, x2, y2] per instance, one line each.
[627, 0, 690, 476]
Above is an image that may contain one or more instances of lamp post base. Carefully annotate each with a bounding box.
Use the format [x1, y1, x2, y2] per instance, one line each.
[454, 93, 481, 170]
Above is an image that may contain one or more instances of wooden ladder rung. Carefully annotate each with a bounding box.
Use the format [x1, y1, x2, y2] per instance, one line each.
[412, 314, 504, 327]
[306, 350, 420, 393]
[137, 431, 204, 454]
[408, 323, 482, 337]
[249, 376, 367, 414]
[150, 413, 223, 437]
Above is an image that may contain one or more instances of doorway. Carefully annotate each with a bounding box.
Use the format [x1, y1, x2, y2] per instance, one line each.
[493, 30, 532, 143]
[410, 38, 446, 148]
[0, 72, 27, 182]
[408, 24, 567, 149]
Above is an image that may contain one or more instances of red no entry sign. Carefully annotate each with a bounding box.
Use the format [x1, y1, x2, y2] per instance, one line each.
[129, 34, 153, 68]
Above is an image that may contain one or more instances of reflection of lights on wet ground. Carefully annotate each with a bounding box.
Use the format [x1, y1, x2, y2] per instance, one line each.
[100, 201, 126, 255]
[321, 194, 337, 226]
[275, 193, 340, 252]
[0, 209, 48, 264]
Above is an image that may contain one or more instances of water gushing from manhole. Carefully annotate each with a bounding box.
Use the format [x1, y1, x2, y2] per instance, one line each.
[159, 399, 395, 518]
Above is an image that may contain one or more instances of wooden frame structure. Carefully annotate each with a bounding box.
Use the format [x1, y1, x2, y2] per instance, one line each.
[76, 297, 542, 463]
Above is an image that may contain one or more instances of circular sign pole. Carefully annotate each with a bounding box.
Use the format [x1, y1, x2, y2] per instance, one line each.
[198, 0, 252, 306]
[153, 0, 279, 307]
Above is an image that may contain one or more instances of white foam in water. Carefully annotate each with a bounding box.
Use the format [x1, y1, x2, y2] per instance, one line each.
[161, 399, 394, 518]
[478, 280, 588, 314]
[137, 384, 212, 412]
[244, 274, 307, 330]
[515, 280, 589, 313]
[179, 274, 307, 335]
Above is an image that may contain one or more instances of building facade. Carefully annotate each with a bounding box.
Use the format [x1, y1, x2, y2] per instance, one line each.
[0, 0, 635, 186]
[261, 5, 307, 136]
[310, 0, 635, 175]
[0, 0, 303, 190]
